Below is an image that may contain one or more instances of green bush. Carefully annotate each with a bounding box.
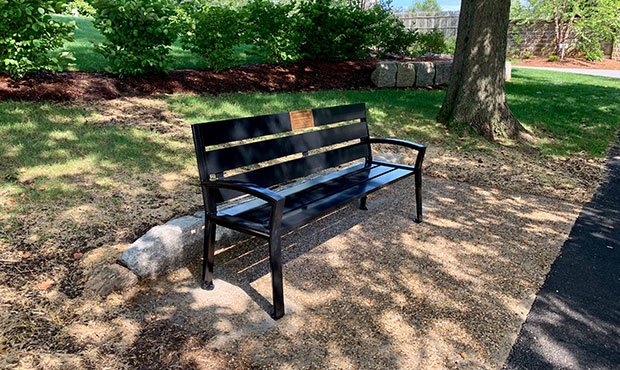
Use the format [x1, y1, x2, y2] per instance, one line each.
[179, 3, 243, 71]
[370, 5, 418, 57]
[295, 0, 415, 60]
[63, 0, 96, 17]
[91, 0, 177, 76]
[295, 0, 370, 60]
[548, 54, 559, 62]
[0, 0, 75, 79]
[411, 28, 447, 56]
[242, 0, 301, 64]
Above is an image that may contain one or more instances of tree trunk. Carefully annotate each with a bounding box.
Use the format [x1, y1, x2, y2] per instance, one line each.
[437, 0, 530, 141]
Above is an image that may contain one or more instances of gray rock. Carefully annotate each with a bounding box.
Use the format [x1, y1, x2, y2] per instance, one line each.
[371, 62, 397, 88]
[84, 264, 138, 296]
[505, 61, 512, 81]
[396, 62, 416, 87]
[414, 62, 435, 87]
[118, 214, 246, 279]
[434, 61, 453, 85]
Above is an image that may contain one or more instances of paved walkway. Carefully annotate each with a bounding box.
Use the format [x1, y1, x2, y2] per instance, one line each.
[514, 65, 620, 79]
[505, 135, 620, 369]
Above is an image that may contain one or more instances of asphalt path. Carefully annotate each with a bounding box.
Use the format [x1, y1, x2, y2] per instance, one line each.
[504, 134, 620, 369]
[514, 66, 620, 79]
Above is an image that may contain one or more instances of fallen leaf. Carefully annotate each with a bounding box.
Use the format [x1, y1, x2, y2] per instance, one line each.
[20, 251, 32, 259]
[36, 280, 54, 291]
[73, 252, 84, 260]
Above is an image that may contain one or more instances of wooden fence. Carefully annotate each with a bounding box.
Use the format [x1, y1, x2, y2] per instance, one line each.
[395, 11, 460, 37]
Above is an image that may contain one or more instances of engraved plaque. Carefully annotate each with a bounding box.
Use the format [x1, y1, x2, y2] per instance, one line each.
[289, 110, 314, 131]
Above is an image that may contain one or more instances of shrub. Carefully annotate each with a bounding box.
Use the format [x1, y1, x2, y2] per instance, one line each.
[63, 0, 96, 17]
[91, 0, 177, 76]
[411, 28, 447, 56]
[295, 0, 376, 60]
[0, 0, 75, 79]
[179, 3, 243, 71]
[548, 54, 559, 62]
[370, 5, 418, 57]
[242, 0, 301, 64]
[295, 0, 416, 60]
[522, 50, 533, 59]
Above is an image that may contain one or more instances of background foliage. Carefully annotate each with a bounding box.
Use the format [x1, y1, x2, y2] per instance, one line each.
[0, 0, 75, 78]
[91, 0, 178, 76]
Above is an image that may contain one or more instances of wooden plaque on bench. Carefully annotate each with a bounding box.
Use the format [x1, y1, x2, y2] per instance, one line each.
[289, 110, 315, 131]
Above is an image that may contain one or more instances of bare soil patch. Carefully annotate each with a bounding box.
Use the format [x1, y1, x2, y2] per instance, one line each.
[514, 56, 620, 70]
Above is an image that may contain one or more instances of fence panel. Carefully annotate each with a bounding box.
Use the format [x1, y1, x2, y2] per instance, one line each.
[395, 11, 460, 37]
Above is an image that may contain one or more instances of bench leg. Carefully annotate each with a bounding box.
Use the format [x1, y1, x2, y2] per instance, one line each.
[359, 195, 368, 210]
[414, 170, 423, 223]
[269, 234, 285, 320]
[201, 219, 216, 290]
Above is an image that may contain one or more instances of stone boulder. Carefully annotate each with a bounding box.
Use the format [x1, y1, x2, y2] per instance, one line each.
[371, 62, 397, 88]
[434, 61, 453, 85]
[396, 62, 416, 87]
[414, 62, 435, 87]
[118, 214, 245, 279]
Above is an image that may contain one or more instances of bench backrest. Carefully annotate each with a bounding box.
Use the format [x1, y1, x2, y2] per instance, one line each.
[192, 103, 371, 202]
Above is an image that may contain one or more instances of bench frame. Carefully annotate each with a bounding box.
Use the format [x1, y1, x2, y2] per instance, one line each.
[192, 103, 426, 319]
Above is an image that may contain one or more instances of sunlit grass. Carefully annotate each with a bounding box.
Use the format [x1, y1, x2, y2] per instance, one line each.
[166, 69, 620, 158]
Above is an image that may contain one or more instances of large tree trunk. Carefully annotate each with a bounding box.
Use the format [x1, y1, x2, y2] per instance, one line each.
[437, 0, 530, 141]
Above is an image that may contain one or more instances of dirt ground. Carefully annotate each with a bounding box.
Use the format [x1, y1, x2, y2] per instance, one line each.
[0, 96, 600, 369]
[514, 56, 620, 70]
[2, 176, 580, 369]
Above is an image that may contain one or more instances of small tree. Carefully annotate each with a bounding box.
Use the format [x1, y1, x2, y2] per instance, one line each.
[574, 0, 620, 60]
[519, 0, 620, 58]
[410, 0, 441, 12]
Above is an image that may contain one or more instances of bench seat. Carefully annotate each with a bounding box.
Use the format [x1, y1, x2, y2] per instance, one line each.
[216, 161, 415, 235]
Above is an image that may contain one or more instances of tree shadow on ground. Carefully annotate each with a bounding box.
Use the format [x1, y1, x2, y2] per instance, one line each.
[114, 174, 578, 369]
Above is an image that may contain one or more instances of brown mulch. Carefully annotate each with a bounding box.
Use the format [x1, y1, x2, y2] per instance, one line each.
[0, 60, 355, 101]
[0, 57, 455, 102]
[514, 56, 620, 70]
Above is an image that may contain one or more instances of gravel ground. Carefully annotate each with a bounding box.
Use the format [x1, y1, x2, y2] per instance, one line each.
[121, 175, 579, 370]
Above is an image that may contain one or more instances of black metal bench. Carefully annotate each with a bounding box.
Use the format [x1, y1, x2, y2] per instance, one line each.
[191, 103, 426, 319]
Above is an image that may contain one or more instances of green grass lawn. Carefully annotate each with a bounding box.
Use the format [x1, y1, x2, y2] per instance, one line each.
[53, 14, 264, 72]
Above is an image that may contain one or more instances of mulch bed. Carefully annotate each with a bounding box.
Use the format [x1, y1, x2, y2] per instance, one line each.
[1, 60, 379, 102]
[0, 57, 453, 102]
[514, 56, 620, 70]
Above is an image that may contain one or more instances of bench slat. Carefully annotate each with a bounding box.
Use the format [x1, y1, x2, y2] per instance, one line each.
[192, 112, 292, 147]
[217, 143, 370, 202]
[280, 167, 413, 231]
[192, 103, 366, 148]
[311, 103, 366, 126]
[205, 121, 368, 173]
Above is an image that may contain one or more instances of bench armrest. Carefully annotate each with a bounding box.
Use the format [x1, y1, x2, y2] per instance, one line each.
[201, 180, 285, 205]
[365, 137, 426, 169]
